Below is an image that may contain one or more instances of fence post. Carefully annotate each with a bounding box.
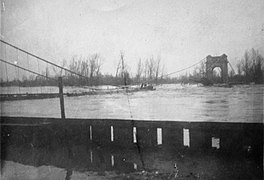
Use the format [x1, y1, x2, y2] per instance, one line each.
[58, 77, 65, 120]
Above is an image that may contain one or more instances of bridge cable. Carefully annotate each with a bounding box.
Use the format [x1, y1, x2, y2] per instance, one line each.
[0, 40, 89, 79]
[0, 58, 56, 81]
[147, 57, 206, 85]
[155, 56, 234, 84]
[228, 61, 235, 73]
[161, 58, 206, 78]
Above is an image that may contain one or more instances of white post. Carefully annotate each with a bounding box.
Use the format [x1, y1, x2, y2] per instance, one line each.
[183, 128, 190, 147]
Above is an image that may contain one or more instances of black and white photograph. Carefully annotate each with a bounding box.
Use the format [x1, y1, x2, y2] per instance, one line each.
[0, 0, 263, 179]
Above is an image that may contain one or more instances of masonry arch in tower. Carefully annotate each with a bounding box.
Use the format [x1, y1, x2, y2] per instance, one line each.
[205, 54, 228, 83]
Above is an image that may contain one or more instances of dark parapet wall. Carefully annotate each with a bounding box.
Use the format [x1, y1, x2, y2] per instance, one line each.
[1, 116, 263, 179]
[1, 116, 263, 157]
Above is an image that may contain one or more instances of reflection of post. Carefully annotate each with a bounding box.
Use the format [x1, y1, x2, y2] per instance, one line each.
[58, 77, 65, 119]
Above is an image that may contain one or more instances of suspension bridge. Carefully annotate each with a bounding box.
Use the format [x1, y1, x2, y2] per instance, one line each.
[0, 40, 236, 101]
[0, 40, 234, 101]
[1, 41, 262, 179]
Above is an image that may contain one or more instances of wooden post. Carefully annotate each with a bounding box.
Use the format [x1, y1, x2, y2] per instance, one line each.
[58, 77, 65, 120]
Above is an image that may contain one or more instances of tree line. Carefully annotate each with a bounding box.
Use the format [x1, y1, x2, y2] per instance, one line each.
[0, 48, 263, 87]
[169, 48, 264, 84]
[233, 48, 263, 84]
[0, 52, 168, 87]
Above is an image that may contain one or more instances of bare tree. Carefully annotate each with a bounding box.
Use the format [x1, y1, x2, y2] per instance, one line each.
[89, 53, 103, 79]
[147, 57, 155, 80]
[160, 64, 166, 81]
[199, 61, 206, 77]
[120, 52, 125, 79]
[144, 60, 148, 81]
[115, 52, 126, 78]
[89, 55, 96, 79]
[115, 58, 121, 78]
[236, 62, 242, 75]
[45, 65, 49, 78]
[53, 59, 67, 77]
[96, 58, 103, 77]
[154, 57, 161, 83]
[68, 56, 81, 75]
[114, 52, 131, 85]
[242, 50, 251, 77]
[236, 48, 264, 83]
[80, 59, 89, 76]
[136, 58, 143, 81]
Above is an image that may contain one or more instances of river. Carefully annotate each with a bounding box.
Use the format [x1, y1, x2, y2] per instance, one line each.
[1, 84, 263, 123]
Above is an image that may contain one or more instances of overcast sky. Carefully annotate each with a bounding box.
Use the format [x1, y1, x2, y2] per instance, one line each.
[1, 0, 264, 76]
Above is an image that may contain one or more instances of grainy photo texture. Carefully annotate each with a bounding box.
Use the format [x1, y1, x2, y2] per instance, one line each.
[0, 0, 263, 179]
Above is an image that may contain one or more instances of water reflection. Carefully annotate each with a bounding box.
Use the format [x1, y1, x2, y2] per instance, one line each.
[1, 137, 262, 180]
[65, 169, 73, 180]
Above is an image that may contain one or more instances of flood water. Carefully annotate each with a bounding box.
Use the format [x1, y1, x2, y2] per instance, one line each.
[1, 143, 262, 180]
[1, 84, 263, 179]
[1, 84, 263, 122]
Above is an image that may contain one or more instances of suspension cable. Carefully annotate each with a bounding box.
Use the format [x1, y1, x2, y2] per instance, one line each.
[0, 58, 55, 81]
[146, 57, 206, 84]
[0, 39, 88, 79]
[161, 58, 206, 78]
[151, 56, 234, 84]
[228, 61, 235, 72]
[157, 58, 205, 77]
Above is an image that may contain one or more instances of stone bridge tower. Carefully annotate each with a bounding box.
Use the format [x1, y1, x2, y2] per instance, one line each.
[206, 54, 228, 83]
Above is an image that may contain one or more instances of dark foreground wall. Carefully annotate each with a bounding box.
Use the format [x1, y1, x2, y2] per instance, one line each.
[1, 116, 263, 159]
[1, 116, 263, 179]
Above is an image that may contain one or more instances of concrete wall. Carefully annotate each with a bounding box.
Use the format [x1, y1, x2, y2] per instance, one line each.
[1, 116, 263, 160]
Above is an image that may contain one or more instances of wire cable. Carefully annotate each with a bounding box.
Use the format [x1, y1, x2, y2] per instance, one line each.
[163, 58, 206, 77]
[0, 58, 56, 81]
[0, 39, 89, 79]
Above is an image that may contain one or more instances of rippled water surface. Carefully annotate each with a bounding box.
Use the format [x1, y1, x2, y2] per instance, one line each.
[1, 84, 263, 122]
